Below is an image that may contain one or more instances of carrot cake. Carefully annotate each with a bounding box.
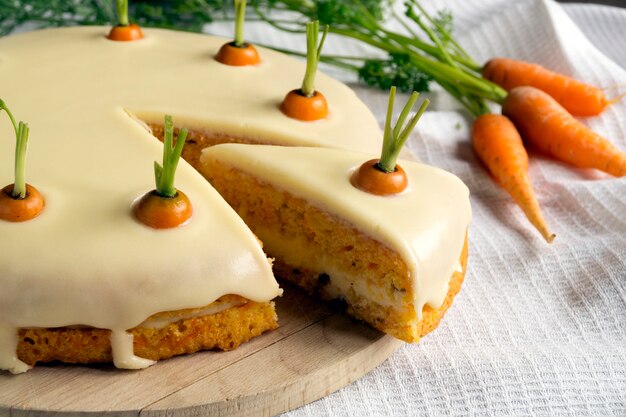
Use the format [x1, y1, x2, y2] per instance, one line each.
[0, 26, 382, 374]
[201, 145, 471, 342]
[0, 25, 469, 373]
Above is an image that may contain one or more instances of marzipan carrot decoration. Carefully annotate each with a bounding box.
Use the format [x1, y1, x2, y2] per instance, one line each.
[108, 0, 144, 41]
[503, 86, 626, 177]
[280, 20, 330, 121]
[352, 86, 429, 196]
[472, 114, 555, 243]
[215, 0, 261, 66]
[0, 99, 45, 222]
[134, 115, 192, 229]
[483, 57, 624, 117]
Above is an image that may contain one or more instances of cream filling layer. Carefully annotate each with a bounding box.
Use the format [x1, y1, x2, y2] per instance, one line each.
[202, 145, 472, 319]
[256, 227, 405, 309]
[138, 299, 246, 329]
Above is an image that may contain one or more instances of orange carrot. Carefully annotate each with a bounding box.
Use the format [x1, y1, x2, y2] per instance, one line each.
[108, 24, 144, 42]
[215, 42, 260, 66]
[215, 0, 261, 66]
[351, 158, 408, 195]
[280, 89, 328, 121]
[133, 115, 192, 229]
[503, 86, 626, 177]
[133, 190, 192, 229]
[0, 184, 45, 223]
[280, 21, 329, 122]
[483, 57, 613, 117]
[351, 87, 429, 196]
[472, 114, 555, 243]
[0, 100, 45, 222]
[107, 1, 143, 42]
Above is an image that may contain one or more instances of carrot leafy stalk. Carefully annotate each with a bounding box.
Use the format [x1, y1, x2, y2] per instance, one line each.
[108, 0, 144, 41]
[215, 0, 261, 66]
[351, 86, 429, 196]
[503, 86, 626, 178]
[280, 20, 330, 121]
[0, 99, 45, 222]
[472, 113, 555, 243]
[133, 115, 192, 229]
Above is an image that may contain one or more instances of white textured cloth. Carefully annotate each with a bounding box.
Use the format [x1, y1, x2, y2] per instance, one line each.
[215, 0, 626, 415]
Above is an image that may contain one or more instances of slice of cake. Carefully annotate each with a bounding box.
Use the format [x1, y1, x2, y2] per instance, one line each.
[200, 144, 471, 342]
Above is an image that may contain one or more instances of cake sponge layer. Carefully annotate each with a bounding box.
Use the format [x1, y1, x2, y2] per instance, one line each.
[16, 296, 277, 366]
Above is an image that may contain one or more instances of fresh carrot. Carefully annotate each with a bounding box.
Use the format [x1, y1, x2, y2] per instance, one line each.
[134, 115, 192, 229]
[280, 21, 329, 121]
[483, 57, 617, 117]
[107, 0, 143, 41]
[215, 0, 261, 66]
[351, 86, 429, 196]
[472, 114, 555, 243]
[0, 100, 45, 222]
[503, 86, 626, 177]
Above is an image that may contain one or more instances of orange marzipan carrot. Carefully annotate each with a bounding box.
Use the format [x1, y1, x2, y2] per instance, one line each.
[472, 113, 555, 243]
[280, 89, 328, 121]
[0, 184, 45, 223]
[483, 57, 612, 117]
[107, 23, 144, 41]
[503, 86, 626, 177]
[215, 42, 261, 66]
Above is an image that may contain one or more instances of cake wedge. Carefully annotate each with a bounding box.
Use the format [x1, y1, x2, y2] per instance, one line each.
[200, 144, 471, 342]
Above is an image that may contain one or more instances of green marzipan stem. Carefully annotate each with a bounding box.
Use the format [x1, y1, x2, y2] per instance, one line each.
[154, 115, 188, 198]
[234, 0, 247, 47]
[301, 20, 329, 98]
[116, 0, 129, 26]
[0, 99, 29, 199]
[378, 86, 430, 173]
[13, 122, 29, 199]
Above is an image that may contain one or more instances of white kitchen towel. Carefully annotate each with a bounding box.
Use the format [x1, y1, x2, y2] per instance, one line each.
[223, 0, 626, 415]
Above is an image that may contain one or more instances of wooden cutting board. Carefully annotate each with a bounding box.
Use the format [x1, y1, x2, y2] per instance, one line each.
[0, 284, 402, 417]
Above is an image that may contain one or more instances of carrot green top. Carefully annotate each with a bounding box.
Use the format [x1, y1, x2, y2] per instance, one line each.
[301, 20, 329, 97]
[234, 0, 248, 47]
[378, 86, 430, 173]
[115, 0, 130, 26]
[154, 115, 188, 198]
[0, 99, 30, 199]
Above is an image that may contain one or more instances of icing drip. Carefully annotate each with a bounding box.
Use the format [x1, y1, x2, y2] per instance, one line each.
[0, 324, 31, 374]
[110, 330, 156, 370]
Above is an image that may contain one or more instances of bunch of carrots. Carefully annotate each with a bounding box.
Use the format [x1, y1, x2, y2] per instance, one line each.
[254, 0, 626, 243]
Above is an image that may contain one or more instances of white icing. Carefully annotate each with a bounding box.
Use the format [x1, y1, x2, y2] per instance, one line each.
[201, 145, 472, 318]
[0, 324, 31, 374]
[110, 330, 156, 370]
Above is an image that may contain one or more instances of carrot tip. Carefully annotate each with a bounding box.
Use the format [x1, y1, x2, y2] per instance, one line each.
[544, 233, 556, 244]
[608, 91, 626, 106]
